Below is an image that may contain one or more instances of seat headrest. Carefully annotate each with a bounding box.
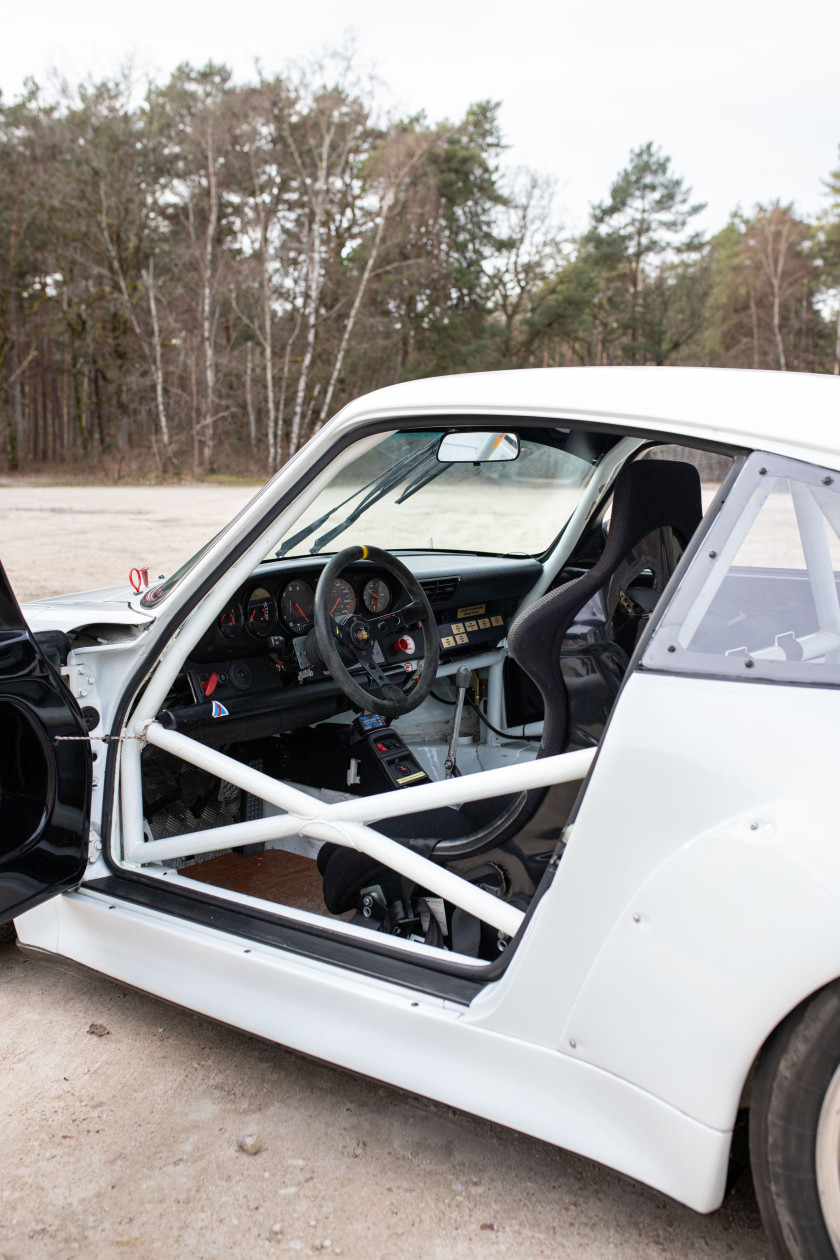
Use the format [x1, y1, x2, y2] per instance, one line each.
[601, 458, 703, 565]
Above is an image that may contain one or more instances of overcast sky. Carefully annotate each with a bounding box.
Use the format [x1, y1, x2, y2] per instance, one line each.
[2, 0, 838, 237]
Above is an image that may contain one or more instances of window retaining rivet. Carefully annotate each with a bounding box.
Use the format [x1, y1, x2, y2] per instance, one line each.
[708, 550, 717, 558]
[758, 467, 767, 475]
[667, 644, 676, 653]
[569, 1039, 577, 1049]
[750, 822, 759, 831]
[824, 477, 834, 486]
[744, 658, 755, 669]
[633, 913, 641, 923]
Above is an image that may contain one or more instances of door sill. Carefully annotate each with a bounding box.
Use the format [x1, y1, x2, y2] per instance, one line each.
[84, 871, 493, 1003]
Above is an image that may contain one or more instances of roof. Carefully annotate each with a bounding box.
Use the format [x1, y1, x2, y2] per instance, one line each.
[337, 367, 840, 465]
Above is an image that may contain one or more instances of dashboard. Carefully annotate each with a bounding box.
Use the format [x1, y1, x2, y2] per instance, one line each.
[200, 562, 408, 657]
[165, 553, 542, 731]
[218, 570, 396, 643]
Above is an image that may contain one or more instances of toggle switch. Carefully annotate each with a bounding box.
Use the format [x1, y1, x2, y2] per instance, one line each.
[203, 671, 219, 698]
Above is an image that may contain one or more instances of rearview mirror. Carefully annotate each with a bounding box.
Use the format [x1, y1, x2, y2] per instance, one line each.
[437, 432, 520, 463]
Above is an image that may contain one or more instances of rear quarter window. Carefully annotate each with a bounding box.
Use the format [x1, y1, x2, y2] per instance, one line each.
[643, 452, 840, 686]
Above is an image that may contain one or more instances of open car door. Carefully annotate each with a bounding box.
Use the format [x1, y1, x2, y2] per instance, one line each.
[0, 560, 91, 925]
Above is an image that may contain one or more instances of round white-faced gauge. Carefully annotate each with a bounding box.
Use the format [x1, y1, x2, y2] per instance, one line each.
[245, 587, 278, 638]
[328, 578, 357, 617]
[280, 578, 315, 635]
[218, 602, 243, 639]
[362, 577, 391, 614]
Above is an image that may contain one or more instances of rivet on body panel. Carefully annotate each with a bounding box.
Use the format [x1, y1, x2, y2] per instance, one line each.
[569, 1039, 577, 1049]
[633, 913, 641, 923]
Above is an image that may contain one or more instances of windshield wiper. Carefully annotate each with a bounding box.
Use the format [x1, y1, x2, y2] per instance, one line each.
[394, 459, 449, 505]
[276, 436, 442, 558]
[311, 449, 447, 554]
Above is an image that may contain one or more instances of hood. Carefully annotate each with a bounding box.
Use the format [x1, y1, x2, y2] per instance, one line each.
[22, 583, 156, 635]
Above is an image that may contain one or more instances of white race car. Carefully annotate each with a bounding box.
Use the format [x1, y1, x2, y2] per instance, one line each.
[4, 366, 840, 1258]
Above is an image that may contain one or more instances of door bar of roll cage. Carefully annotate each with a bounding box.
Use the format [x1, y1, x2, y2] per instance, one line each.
[119, 720, 596, 939]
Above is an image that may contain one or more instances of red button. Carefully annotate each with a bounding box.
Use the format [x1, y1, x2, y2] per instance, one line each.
[375, 741, 387, 752]
[394, 636, 414, 653]
[203, 671, 219, 697]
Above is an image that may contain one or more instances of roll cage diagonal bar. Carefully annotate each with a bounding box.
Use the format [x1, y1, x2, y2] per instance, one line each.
[121, 720, 595, 939]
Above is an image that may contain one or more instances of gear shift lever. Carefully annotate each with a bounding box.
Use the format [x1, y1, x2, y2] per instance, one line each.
[444, 666, 471, 778]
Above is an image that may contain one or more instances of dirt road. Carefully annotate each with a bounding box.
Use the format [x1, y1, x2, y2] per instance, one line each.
[1, 484, 770, 1258]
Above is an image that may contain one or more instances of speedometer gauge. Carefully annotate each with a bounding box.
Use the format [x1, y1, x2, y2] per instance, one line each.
[328, 578, 357, 617]
[280, 579, 315, 635]
[363, 577, 391, 613]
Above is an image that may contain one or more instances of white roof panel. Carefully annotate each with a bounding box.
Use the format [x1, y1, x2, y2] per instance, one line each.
[338, 367, 840, 465]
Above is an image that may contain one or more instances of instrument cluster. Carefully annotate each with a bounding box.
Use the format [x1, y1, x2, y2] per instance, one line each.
[216, 571, 395, 645]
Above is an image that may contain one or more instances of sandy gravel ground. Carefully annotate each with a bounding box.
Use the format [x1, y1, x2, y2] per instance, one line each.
[0, 483, 258, 604]
[1, 484, 771, 1258]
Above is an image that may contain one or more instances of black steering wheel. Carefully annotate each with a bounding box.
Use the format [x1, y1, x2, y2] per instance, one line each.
[313, 545, 439, 720]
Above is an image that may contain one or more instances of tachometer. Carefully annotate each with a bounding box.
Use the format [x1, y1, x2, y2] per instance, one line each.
[245, 587, 278, 638]
[363, 577, 391, 613]
[328, 578, 357, 617]
[218, 602, 243, 639]
[280, 579, 315, 635]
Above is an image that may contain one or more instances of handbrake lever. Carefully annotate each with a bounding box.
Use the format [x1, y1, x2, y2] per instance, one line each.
[444, 666, 472, 778]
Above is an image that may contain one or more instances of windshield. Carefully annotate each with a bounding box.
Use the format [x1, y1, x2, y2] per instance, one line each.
[271, 429, 602, 560]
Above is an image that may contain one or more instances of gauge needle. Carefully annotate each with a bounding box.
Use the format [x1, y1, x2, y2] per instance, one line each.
[295, 603, 310, 622]
[330, 597, 341, 614]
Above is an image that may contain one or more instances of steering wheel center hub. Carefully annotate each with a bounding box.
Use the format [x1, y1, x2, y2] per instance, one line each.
[349, 619, 371, 648]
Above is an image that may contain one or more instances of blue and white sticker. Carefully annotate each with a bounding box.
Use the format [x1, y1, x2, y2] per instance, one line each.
[211, 700, 229, 719]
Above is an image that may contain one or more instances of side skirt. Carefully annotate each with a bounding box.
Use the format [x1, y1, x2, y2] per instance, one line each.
[16, 886, 732, 1215]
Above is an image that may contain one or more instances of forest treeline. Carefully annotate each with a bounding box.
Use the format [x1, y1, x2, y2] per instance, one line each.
[2, 59, 840, 476]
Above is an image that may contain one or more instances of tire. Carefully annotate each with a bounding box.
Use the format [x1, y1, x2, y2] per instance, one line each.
[751, 980, 840, 1259]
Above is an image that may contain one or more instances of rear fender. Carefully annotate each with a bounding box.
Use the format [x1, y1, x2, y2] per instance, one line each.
[561, 791, 840, 1132]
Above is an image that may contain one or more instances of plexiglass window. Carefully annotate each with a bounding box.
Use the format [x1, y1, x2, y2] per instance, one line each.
[644, 453, 840, 684]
